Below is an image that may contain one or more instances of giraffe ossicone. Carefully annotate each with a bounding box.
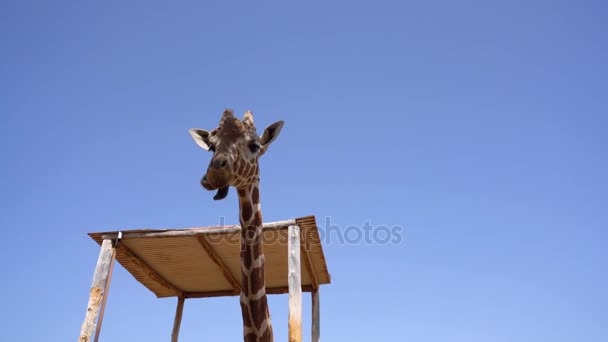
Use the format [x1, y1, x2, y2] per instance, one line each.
[189, 109, 283, 342]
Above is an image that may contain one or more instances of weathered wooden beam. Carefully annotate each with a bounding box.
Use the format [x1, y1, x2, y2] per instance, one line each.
[311, 289, 320, 342]
[300, 233, 319, 290]
[93, 247, 117, 342]
[196, 235, 240, 293]
[183, 285, 313, 299]
[116, 243, 184, 297]
[100, 219, 296, 240]
[288, 225, 302, 342]
[79, 239, 114, 342]
[171, 297, 185, 342]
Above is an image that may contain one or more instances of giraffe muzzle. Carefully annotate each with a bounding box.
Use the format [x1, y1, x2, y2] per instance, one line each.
[211, 156, 228, 169]
[201, 170, 232, 190]
[201, 174, 231, 200]
[200, 175, 215, 190]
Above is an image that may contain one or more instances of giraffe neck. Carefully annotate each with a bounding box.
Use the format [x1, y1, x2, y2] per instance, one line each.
[237, 183, 274, 342]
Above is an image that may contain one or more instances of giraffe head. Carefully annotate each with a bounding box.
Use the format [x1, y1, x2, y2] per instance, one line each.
[189, 109, 284, 200]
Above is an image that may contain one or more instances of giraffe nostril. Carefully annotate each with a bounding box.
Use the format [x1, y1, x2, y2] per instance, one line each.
[212, 157, 228, 169]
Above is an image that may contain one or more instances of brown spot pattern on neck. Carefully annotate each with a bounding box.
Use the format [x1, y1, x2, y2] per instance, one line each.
[237, 184, 273, 341]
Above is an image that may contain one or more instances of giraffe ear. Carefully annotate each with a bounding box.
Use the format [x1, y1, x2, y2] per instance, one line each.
[189, 128, 212, 151]
[260, 121, 284, 149]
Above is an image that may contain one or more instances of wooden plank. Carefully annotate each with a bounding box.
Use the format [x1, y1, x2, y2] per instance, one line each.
[288, 225, 302, 342]
[196, 235, 240, 293]
[79, 239, 114, 342]
[311, 289, 320, 342]
[100, 219, 297, 240]
[184, 285, 314, 299]
[93, 247, 117, 342]
[171, 297, 185, 342]
[300, 233, 319, 290]
[116, 243, 184, 297]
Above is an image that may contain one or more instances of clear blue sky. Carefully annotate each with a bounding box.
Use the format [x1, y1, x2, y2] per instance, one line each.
[1, 1, 606, 341]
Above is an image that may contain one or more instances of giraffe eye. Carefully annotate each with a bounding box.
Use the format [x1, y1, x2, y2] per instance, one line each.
[248, 143, 261, 153]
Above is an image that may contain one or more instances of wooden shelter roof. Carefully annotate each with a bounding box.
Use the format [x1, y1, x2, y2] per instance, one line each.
[88, 215, 330, 298]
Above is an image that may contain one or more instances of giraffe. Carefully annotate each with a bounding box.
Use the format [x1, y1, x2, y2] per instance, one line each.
[189, 109, 284, 342]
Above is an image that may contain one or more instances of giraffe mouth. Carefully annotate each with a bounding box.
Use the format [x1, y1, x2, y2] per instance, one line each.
[201, 174, 229, 189]
[200, 175, 216, 190]
[201, 172, 232, 200]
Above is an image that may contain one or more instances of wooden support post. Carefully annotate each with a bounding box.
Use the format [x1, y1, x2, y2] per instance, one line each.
[79, 239, 115, 342]
[171, 296, 185, 342]
[311, 289, 320, 342]
[93, 247, 116, 342]
[288, 225, 302, 342]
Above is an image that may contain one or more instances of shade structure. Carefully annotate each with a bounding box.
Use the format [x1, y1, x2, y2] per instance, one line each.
[88, 215, 330, 298]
